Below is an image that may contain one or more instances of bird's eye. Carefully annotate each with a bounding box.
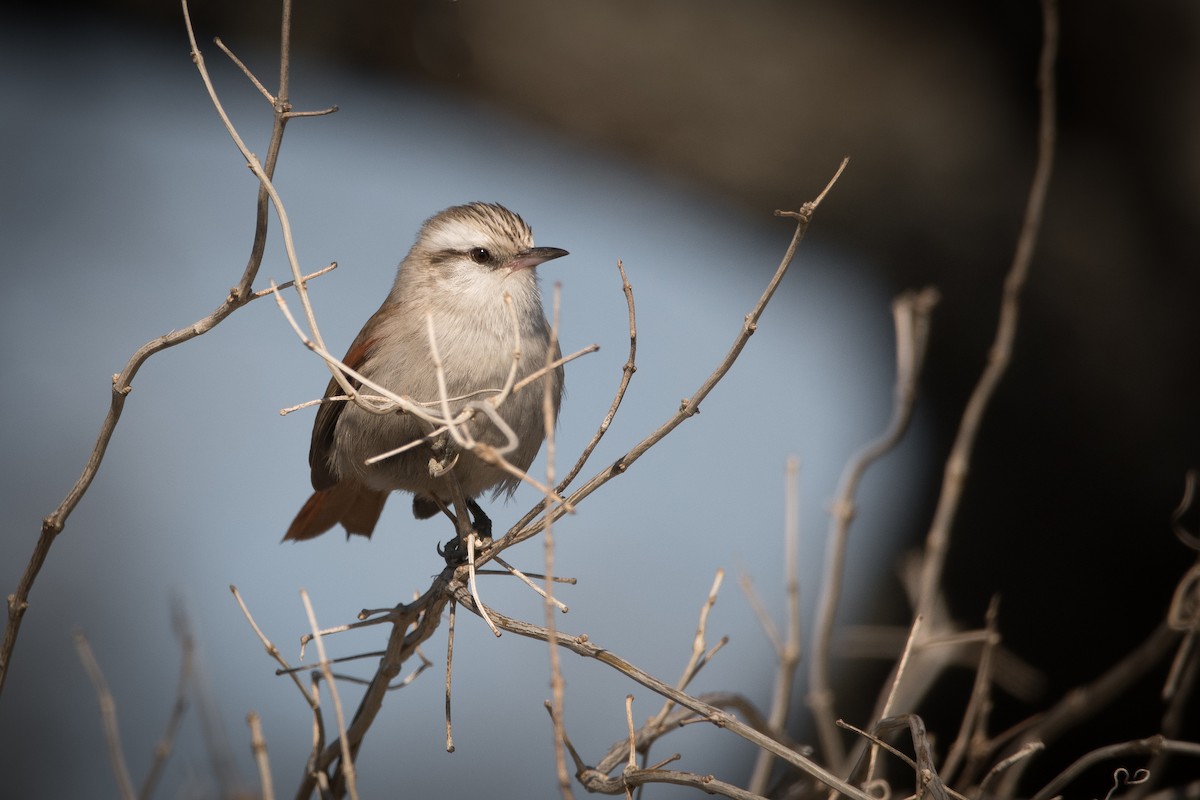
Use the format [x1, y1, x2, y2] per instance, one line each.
[468, 247, 491, 264]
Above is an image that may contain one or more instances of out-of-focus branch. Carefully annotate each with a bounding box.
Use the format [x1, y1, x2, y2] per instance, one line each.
[74, 632, 137, 800]
[913, 0, 1059, 622]
[808, 288, 938, 770]
[747, 457, 806, 795]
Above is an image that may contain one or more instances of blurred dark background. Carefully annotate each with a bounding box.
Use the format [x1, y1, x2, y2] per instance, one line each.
[6, 0, 1199, 794]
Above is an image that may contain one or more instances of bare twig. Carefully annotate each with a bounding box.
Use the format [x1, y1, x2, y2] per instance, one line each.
[1172, 469, 1200, 550]
[231, 586, 316, 706]
[512, 260, 638, 535]
[74, 632, 137, 800]
[247, 712, 275, 800]
[645, 568, 726, 736]
[865, 616, 924, 786]
[749, 456, 806, 793]
[139, 602, 197, 800]
[941, 596, 1001, 784]
[863, 715, 954, 800]
[252, 262, 338, 299]
[446, 598, 456, 753]
[490, 555, 570, 612]
[976, 742, 1044, 800]
[542, 286, 574, 800]
[297, 583, 448, 797]
[913, 0, 1059, 622]
[300, 590, 359, 800]
[809, 288, 938, 770]
[507, 159, 849, 551]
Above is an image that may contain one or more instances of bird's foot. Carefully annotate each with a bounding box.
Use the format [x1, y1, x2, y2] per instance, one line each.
[437, 502, 494, 565]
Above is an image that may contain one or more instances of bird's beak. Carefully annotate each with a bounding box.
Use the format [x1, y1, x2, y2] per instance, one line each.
[506, 246, 569, 272]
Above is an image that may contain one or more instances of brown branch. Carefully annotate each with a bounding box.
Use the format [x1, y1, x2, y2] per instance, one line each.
[748, 457, 806, 795]
[506, 158, 849, 551]
[139, 603, 198, 800]
[247, 711, 276, 800]
[74, 631, 137, 800]
[541, 286, 573, 800]
[511, 259, 638, 535]
[808, 288, 938, 770]
[913, 0, 1059, 622]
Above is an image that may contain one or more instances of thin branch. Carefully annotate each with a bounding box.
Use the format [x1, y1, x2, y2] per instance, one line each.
[231, 586, 316, 706]
[512, 259, 638, 535]
[507, 159, 849, 550]
[252, 262, 338, 299]
[490, 555, 570, 613]
[644, 569, 726, 737]
[74, 632, 137, 800]
[466, 535, 500, 637]
[941, 596, 1001, 784]
[300, 590, 359, 800]
[866, 616, 924, 786]
[809, 288, 937, 770]
[247, 712, 276, 800]
[913, 0, 1059, 622]
[445, 598, 456, 753]
[747, 456, 804, 794]
[543, 284, 574, 800]
[739, 571, 783, 654]
[139, 602, 197, 800]
[298, 583, 448, 797]
[976, 742, 1044, 800]
[1171, 469, 1200, 550]
[586, 691, 807, 781]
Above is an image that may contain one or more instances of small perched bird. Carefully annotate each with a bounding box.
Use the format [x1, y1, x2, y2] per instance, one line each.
[285, 202, 567, 543]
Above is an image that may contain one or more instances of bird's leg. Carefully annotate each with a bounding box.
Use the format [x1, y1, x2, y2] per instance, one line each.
[466, 499, 492, 541]
[435, 473, 487, 565]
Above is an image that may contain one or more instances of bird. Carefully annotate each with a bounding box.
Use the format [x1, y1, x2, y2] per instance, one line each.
[285, 202, 567, 545]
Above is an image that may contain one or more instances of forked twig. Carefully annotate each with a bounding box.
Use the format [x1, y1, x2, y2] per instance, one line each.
[507, 158, 850, 550]
[511, 259, 638, 535]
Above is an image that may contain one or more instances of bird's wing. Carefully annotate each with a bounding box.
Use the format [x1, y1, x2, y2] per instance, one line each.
[308, 326, 379, 490]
